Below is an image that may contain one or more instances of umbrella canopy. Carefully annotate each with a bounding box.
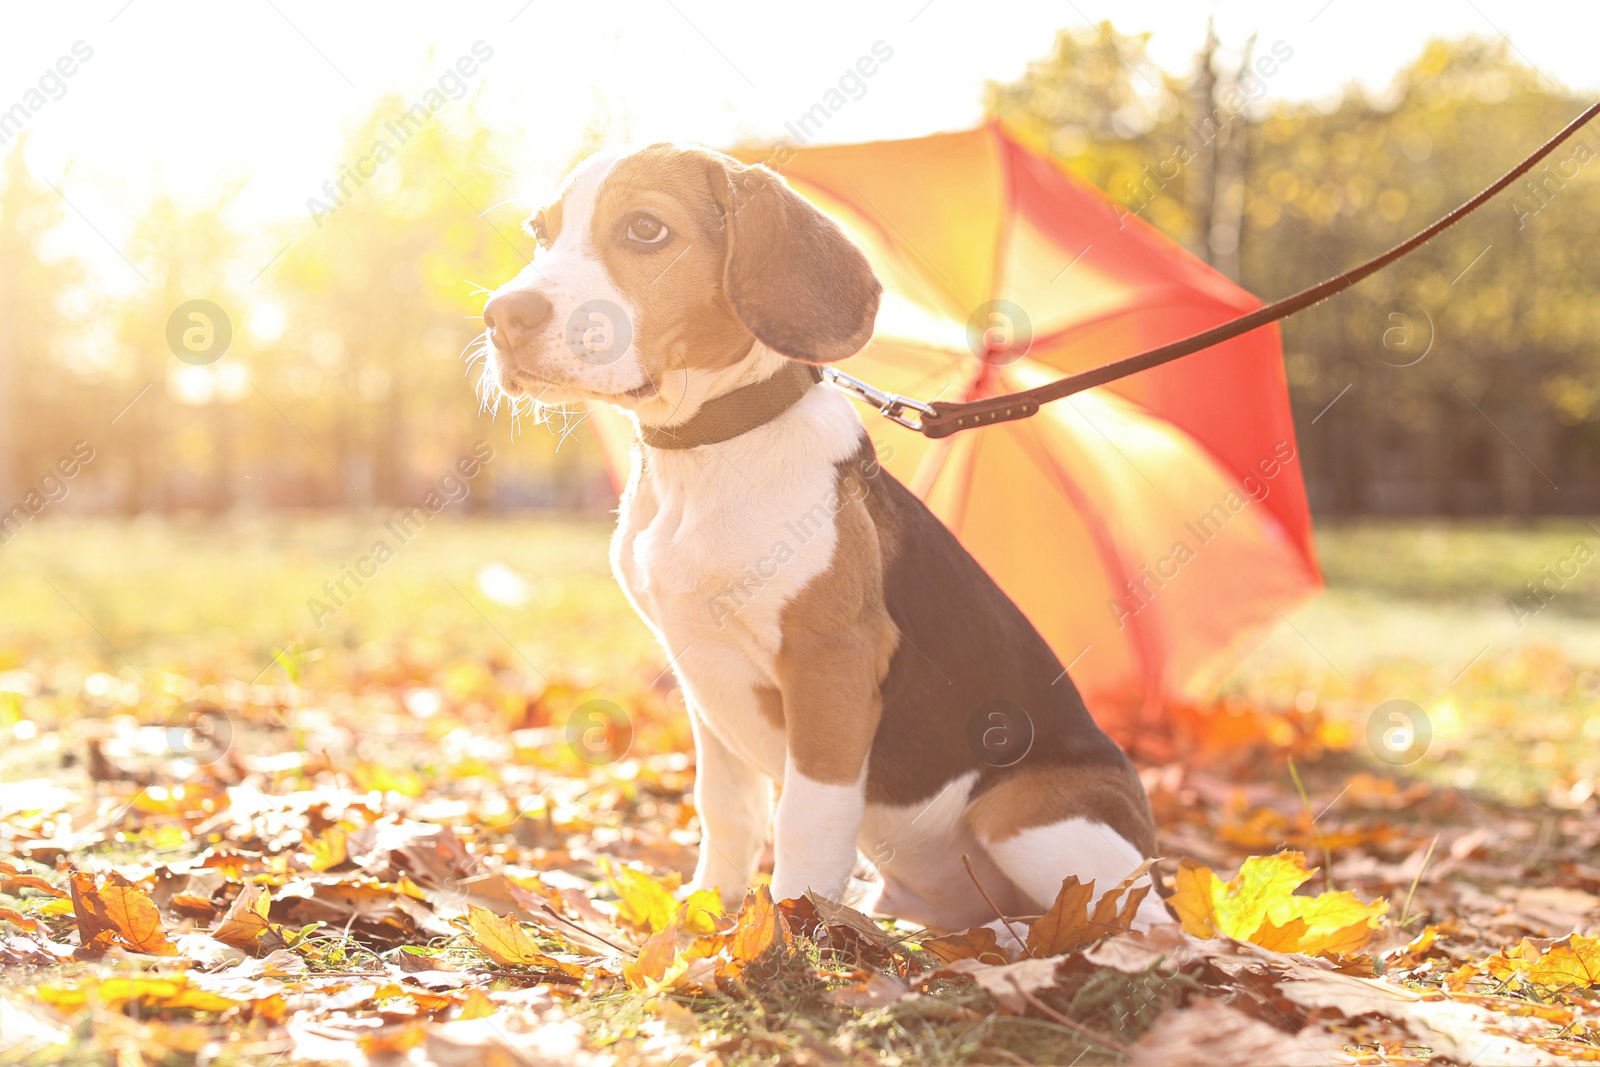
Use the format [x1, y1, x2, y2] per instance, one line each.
[589, 123, 1321, 740]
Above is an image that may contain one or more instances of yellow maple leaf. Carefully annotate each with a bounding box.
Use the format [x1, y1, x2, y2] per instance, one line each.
[1169, 851, 1387, 958]
[465, 906, 582, 976]
[1514, 934, 1600, 992]
[602, 858, 722, 935]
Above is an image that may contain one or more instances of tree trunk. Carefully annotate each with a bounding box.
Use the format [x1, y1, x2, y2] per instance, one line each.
[1183, 22, 1219, 265]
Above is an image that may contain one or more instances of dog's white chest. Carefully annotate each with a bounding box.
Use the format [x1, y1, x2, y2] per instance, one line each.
[611, 389, 863, 776]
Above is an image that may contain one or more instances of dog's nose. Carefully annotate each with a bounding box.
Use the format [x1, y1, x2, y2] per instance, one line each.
[484, 290, 553, 351]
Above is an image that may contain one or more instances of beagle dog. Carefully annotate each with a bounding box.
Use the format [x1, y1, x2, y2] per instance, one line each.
[480, 143, 1167, 940]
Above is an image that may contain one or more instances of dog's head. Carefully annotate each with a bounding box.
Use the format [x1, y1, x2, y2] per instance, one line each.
[479, 143, 880, 422]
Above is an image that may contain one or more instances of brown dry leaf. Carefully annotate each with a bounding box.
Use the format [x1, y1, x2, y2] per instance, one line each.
[1130, 996, 1343, 1066]
[212, 884, 273, 950]
[0, 907, 39, 931]
[806, 893, 890, 943]
[502, 876, 633, 957]
[2, 933, 68, 965]
[1025, 876, 1096, 957]
[1386, 923, 1442, 969]
[1278, 969, 1567, 1065]
[1089, 861, 1155, 931]
[1025, 861, 1155, 957]
[623, 905, 685, 989]
[69, 871, 178, 957]
[969, 956, 1066, 1013]
[922, 925, 1008, 966]
[360, 1020, 429, 1056]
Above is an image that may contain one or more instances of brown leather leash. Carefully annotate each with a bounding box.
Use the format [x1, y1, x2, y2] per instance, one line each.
[823, 101, 1600, 440]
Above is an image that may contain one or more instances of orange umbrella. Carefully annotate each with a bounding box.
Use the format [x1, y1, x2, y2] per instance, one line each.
[590, 123, 1321, 740]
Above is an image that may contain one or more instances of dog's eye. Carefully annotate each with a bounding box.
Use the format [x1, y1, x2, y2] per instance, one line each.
[523, 211, 548, 246]
[625, 213, 668, 245]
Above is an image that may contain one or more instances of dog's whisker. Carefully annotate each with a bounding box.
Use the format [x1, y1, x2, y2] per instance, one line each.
[475, 198, 518, 218]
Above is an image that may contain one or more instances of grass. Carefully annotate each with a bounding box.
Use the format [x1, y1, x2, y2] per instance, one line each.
[3, 513, 1599, 806]
[4, 514, 1600, 1064]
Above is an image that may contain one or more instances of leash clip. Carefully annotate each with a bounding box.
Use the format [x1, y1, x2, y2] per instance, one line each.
[820, 367, 936, 432]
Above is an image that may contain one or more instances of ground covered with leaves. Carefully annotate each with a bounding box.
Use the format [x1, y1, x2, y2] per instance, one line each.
[3, 518, 1600, 1065]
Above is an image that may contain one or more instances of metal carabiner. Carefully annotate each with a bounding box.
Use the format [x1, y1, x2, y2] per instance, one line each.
[819, 367, 937, 432]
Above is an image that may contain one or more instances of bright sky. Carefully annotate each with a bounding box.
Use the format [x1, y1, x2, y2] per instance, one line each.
[3, 0, 1596, 284]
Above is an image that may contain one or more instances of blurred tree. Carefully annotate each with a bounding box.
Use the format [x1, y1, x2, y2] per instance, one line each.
[989, 31, 1600, 516]
[0, 141, 85, 509]
[270, 92, 565, 508]
[113, 191, 245, 514]
[5, 31, 1594, 520]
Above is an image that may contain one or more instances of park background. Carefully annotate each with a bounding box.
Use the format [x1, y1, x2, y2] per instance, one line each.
[4, 3, 1600, 1063]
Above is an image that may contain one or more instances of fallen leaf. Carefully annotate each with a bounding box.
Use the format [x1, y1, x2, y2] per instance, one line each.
[1510, 934, 1600, 991]
[922, 926, 1008, 966]
[456, 987, 498, 1020]
[969, 956, 1066, 1013]
[727, 884, 783, 966]
[360, 1021, 429, 1056]
[602, 860, 722, 935]
[1025, 876, 1097, 957]
[69, 871, 178, 957]
[212, 884, 273, 950]
[1168, 851, 1387, 958]
[465, 906, 577, 974]
[0, 871, 67, 899]
[1025, 861, 1155, 957]
[37, 976, 238, 1014]
[623, 905, 685, 989]
[1130, 996, 1343, 1066]
[603, 860, 680, 934]
[306, 829, 348, 871]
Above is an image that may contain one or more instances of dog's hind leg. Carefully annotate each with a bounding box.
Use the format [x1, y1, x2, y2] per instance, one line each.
[964, 763, 1171, 931]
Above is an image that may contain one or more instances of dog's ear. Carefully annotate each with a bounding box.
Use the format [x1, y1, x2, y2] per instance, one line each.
[708, 157, 881, 364]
